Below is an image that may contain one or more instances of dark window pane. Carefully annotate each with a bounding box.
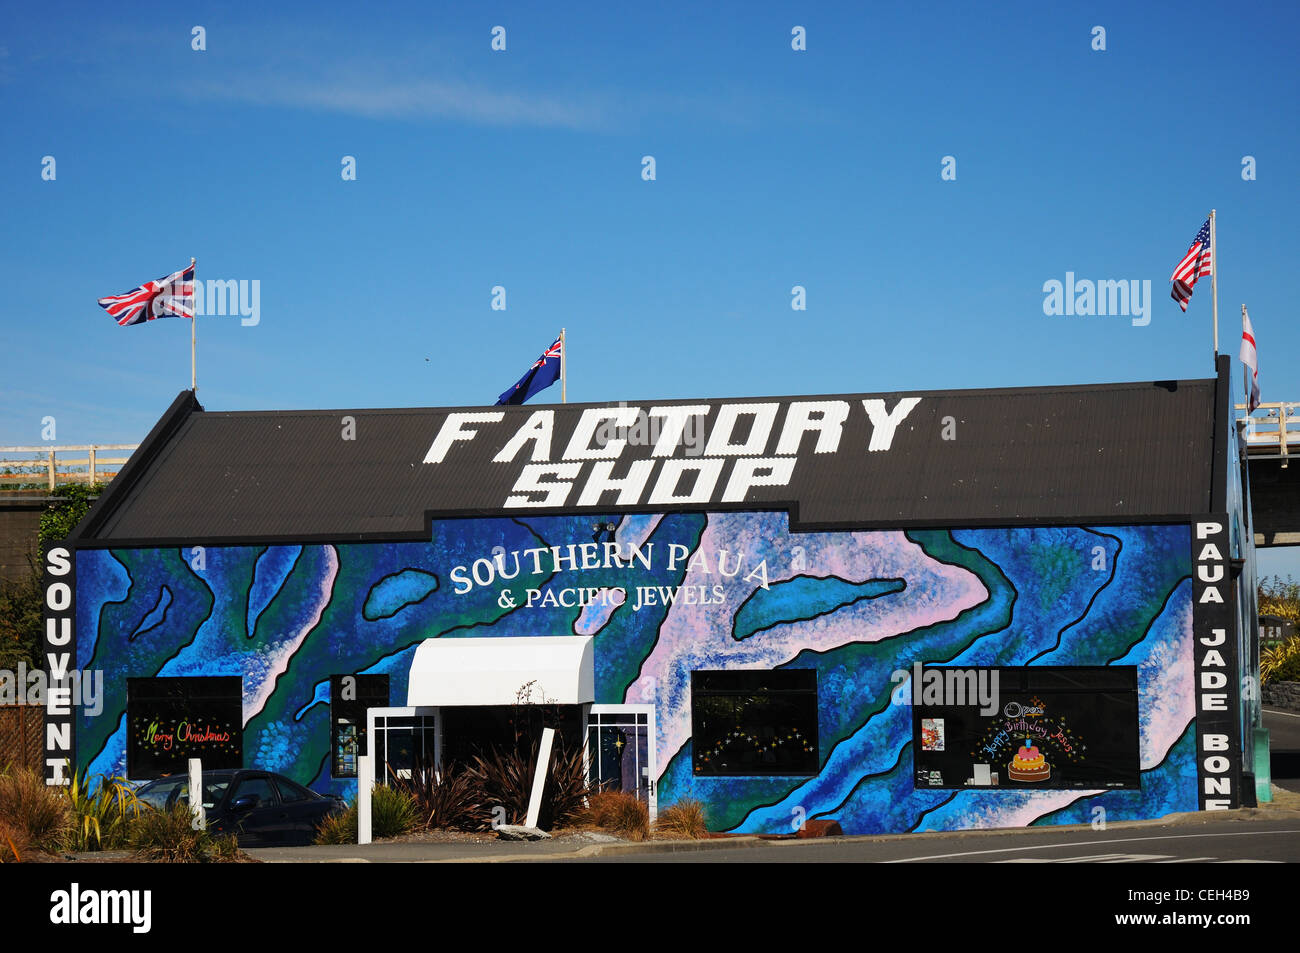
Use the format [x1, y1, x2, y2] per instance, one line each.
[692, 670, 819, 776]
[126, 676, 242, 780]
[232, 777, 277, 807]
[274, 777, 314, 803]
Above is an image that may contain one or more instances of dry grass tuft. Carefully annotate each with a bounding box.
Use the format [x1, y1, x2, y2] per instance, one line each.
[581, 790, 649, 841]
[654, 799, 708, 839]
[0, 766, 72, 851]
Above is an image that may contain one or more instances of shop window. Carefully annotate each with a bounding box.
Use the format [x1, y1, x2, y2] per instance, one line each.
[911, 665, 1140, 790]
[330, 674, 390, 778]
[691, 670, 819, 776]
[126, 676, 243, 781]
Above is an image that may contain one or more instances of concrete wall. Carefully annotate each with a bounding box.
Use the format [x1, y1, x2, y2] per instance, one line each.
[0, 500, 44, 584]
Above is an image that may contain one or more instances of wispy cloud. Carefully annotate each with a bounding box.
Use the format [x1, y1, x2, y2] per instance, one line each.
[188, 72, 609, 130]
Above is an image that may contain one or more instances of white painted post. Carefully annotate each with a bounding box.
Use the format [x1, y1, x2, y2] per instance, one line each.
[357, 754, 373, 845]
[525, 727, 555, 829]
[187, 758, 205, 830]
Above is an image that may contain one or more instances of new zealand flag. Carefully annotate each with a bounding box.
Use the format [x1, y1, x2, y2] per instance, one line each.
[496, 335, 563, 405]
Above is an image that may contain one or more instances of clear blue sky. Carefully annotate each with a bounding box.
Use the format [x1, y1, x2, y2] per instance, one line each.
[4, 1, 1299, 571]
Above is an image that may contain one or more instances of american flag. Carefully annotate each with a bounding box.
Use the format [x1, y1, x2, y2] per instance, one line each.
[97, 263, 196, 326]
[1169, 218, 1212, 312]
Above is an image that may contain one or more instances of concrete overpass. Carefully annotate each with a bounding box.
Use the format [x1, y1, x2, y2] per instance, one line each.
[1241, 402, 1300, 547]
[0, 443, 135, 582]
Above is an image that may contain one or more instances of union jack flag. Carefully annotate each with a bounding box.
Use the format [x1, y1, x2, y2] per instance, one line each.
[1169, 218, 1212, 312]
[97, 263, 196, 326]
[496, 335, 563, 405]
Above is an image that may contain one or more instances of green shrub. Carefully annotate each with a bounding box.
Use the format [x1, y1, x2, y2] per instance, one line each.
[66, 769, 140, 851]
[314, 804, 358, 844]
[1262, 635, 1300, 684]
[371, 784, 419, 837]
[313, 784, 419, 844]
[127, 805, 243, 863]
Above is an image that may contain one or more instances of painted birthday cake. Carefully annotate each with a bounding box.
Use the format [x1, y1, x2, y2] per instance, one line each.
[1008, 744, 1051, 782]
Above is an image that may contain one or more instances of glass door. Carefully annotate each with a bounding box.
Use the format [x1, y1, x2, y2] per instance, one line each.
[366, 707, 440, 786]
[586, 705, 656, 820]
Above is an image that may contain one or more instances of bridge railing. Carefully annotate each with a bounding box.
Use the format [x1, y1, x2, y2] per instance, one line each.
[1236, 402, 1300, 467]
[0, 445, 139, 492]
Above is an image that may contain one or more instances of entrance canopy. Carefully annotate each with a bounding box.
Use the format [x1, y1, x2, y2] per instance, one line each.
[406, 636, 595, 706]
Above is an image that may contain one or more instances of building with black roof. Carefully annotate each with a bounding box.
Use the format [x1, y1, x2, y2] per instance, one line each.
[41, 355, 1260, 834]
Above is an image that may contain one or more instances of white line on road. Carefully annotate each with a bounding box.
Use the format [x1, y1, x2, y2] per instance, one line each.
[889, 829, 1300, 862]
[997, 853, 1173, 863]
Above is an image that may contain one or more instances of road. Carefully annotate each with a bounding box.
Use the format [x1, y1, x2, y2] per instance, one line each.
[1264, 706, 1300, 793]
[558, 815, 1300, 863]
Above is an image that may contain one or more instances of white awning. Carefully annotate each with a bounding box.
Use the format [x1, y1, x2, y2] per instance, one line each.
[406, 636, 595, 707]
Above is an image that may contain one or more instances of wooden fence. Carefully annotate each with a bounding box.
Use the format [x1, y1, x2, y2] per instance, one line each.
[0, 705, 44, 773]
[0, 444, 138, 492]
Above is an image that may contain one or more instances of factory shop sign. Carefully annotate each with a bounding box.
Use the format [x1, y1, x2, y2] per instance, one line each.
[423, 398, 922, 510]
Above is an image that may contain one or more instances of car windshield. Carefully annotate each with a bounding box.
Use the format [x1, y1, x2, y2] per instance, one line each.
[139, 777, 231, 811]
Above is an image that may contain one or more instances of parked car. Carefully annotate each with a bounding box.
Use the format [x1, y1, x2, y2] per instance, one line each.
[134, 769, 346, 846]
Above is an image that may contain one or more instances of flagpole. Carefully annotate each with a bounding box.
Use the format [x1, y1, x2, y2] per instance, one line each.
[190, 258, 197, 393]
[560, 327, 567, 403]
[1209, 209, 1218, 358]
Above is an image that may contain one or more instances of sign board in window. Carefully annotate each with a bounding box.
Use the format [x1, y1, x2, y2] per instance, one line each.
[691, 670, 818, 777]
[911, 666, 1140, 791]
[126, 677, 242, 780]
[330, 674, 390, 778]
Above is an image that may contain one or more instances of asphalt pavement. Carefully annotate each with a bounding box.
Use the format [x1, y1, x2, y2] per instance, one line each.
[245, 786, 1300, 864]
[234, 710, 1300, 864]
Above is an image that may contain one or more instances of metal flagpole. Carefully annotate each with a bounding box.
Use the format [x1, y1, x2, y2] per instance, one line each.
[1209, 210, 1218, 357]
[190, 257, 197, 392]
[561, 327, 566, 403]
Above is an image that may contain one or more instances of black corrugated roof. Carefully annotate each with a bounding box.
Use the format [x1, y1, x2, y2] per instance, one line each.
[75, 375, 1221, 545]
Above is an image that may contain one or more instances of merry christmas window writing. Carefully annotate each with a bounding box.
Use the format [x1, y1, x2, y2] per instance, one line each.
[911, 666, 1140, 791]
[126, 676, 243, 780]
[691, 670, 819, 776]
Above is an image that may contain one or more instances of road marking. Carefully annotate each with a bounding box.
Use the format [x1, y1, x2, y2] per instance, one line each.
[1262, 707, 1300, 719]
[997, 853, 1172, 863]
[889, 829, 1300, 862]
[1215, 859, 1282, 863]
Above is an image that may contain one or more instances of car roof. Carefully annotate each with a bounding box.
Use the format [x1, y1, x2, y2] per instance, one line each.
[139, 768, 262, 785]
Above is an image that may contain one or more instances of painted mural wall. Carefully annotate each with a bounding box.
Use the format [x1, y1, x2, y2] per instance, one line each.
[74, 512, 1197, 834]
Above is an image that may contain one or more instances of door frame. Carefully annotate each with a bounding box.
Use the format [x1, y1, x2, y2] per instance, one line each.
[365, 706, 441, 784]
[585, 703, 657, 820]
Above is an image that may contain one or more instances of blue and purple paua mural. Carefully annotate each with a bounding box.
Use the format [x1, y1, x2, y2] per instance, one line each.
[75, 512, 1197, 834]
